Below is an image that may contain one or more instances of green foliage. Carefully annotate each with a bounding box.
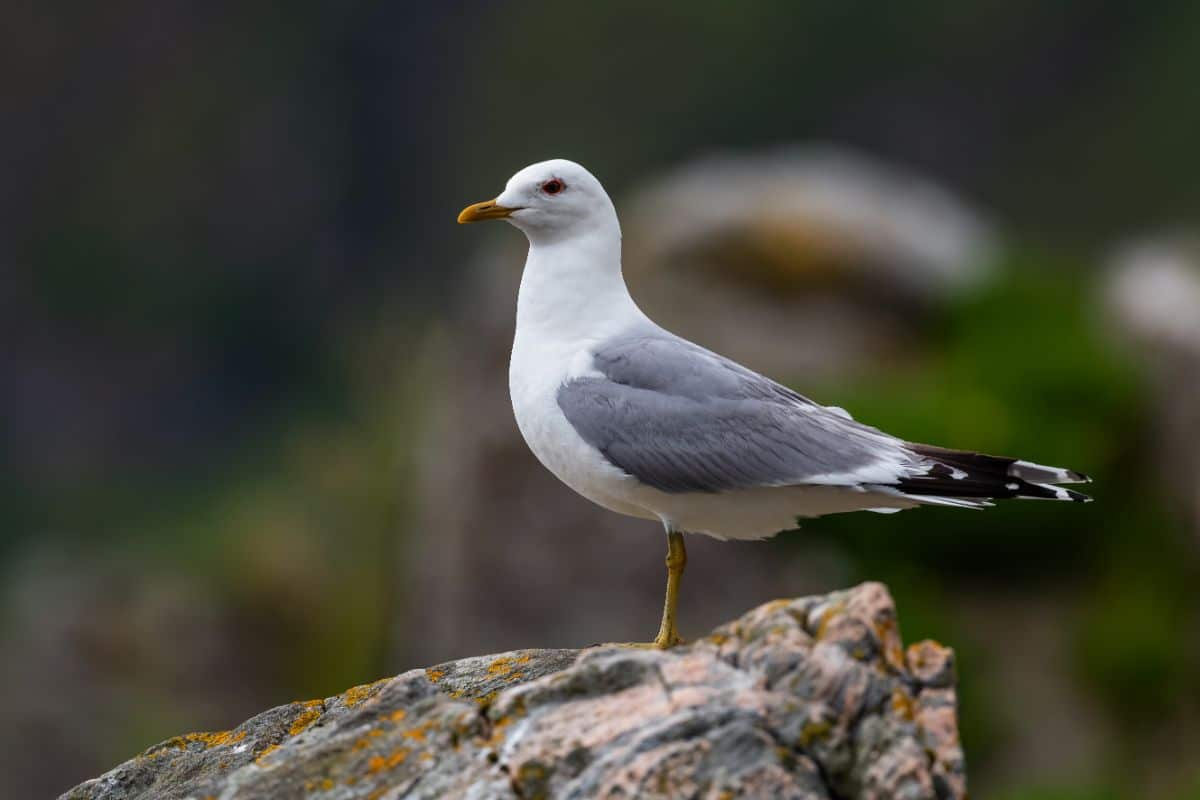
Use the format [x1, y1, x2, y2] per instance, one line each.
[801, 253, 1145, 576]
[993, 786, 1124, 800]
[1076, 527, 1199, 724]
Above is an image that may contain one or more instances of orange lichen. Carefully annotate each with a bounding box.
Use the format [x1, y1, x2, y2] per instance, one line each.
[402, 722, 433, 742]
[304, 776, 335, 791]
[367, 747, 409, 774]
[341, 677, 390, 708]
[425, 668, 447, 683]
[486, 654, 532, 678]
[167, 729, 247, 750]
[255, 743, 281, 765]
[814, 599, 848, 639]
[761, 598, 792, 614]
[873, 615, 906, 671]
[288, 700, 325, 736]
[387, 709, 408, 723]
[891, 687, 916, 721]
[906, 639, 948, 673]
[353, 729, 385, 751]
[487, 657, 514, 676]
[487, 715, 514, 747]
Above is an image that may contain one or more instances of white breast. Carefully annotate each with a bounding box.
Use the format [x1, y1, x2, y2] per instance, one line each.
[505, 216, 669, 526]
[508, 331, 655, 521]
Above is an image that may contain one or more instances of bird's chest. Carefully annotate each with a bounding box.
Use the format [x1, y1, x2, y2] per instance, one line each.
[509, 335, 589, 469]
[508, 334, 638, 508]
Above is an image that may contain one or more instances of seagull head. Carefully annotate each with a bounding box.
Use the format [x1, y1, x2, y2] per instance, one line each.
[458, 159, 617, 243]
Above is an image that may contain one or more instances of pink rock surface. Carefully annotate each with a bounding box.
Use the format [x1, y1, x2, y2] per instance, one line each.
[64, 582, 965, 799]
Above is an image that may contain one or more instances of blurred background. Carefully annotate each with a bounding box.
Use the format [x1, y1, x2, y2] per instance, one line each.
[4, 2, 1200, 797]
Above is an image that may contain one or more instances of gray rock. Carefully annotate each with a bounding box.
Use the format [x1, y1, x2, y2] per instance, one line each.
[1105, 234, 1200, 542]
[62, 582, 965, 800]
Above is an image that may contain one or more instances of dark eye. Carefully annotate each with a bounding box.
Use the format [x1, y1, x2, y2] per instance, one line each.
[541, 179, 565, 195]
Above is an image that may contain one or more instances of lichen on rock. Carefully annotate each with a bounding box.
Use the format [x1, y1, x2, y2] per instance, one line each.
[61, 582, 965, 799]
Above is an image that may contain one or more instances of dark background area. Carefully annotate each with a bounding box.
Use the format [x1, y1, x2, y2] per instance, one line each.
[4, 3, 1200, 798]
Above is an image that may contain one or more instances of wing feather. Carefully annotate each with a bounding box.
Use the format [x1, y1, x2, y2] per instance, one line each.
[556, 329, 1091, 504]
[557, 332, 913, 493]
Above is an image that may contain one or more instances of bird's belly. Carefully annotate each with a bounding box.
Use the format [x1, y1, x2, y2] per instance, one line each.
[627, 483, 917, 541]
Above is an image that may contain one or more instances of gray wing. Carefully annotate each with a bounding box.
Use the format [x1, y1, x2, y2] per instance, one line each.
[557, 331, 916, 493]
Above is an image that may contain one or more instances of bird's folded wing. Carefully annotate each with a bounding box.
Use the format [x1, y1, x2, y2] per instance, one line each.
[556, 332, 915, 493]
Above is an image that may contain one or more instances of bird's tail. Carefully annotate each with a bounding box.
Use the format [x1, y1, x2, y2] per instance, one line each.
[893, 443, 1092, 503]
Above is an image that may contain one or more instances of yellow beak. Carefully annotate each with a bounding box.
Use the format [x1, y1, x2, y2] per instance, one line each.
[457, 198, 518, 224]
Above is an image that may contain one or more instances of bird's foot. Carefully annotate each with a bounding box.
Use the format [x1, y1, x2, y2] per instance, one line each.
[653, 630, 683, 649]
[588, 634, 685, 651]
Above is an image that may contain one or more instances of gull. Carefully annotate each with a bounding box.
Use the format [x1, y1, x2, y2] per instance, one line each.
[458, 158, 1090, 648]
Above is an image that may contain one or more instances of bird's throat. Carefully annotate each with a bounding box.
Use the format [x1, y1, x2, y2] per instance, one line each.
[515, 232, 640, 342]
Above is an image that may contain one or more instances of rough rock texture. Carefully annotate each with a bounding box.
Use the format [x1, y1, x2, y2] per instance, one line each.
[63, 583, 965, 800]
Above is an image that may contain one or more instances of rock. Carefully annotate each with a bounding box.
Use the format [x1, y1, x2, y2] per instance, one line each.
[1106, 234, 1200, 359]
[624, 145, 997, 305]
[1105, 234, 1200, 540]
[62, 583, 965, 800]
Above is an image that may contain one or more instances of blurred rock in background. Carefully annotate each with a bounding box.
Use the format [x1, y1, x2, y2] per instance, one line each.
[1106, 234, 1200, 543]
[622, 146, 997, 380]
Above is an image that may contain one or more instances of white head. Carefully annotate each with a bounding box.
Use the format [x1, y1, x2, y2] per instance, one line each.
[458, 159, 618, 244]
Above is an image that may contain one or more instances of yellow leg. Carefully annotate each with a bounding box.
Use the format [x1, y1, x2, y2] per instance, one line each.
[653, 530, 687, 649]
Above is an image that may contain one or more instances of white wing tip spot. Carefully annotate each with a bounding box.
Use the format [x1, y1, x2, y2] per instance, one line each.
[825, 405, 853, 420]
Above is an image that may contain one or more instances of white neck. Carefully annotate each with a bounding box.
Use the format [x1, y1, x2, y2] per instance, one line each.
[514, 218, 644, 344]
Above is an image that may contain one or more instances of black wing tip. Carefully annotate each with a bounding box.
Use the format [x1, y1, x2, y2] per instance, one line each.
[898, 450, 1095, 503]
[1061, 468, 1092, 484]
[908, 445, 1093, 487]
